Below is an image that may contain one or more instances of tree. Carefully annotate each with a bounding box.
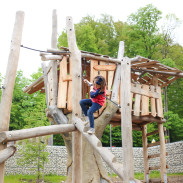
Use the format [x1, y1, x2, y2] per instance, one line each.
[17, 137, 49, 182]
[160, 14, 181, 59]
[10, 70, 30, 130]
[168, 44, 183, 71]
[127, 4, 162, 59]
[57, 14, 129, 57]
[21, 68, 49, 129]
[164, 111, 183, 142]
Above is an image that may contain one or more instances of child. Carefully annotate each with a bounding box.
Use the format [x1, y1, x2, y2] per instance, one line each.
[79, 75, 106, 134]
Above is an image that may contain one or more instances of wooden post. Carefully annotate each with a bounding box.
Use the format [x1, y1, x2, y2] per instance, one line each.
[153, 76, 167, 182]
[0, 11, 24, 183]
[164, 87, 170, 143]
[66, 16, 82, 183]
[50, 9, 58, 106]
[158, 124, 167, 182]
[142, 125, 149, 183]
[111, 41, 124, 102]
[47, 9, 58, 146]
[41, 63, 49, 107]
[121, 56, 135, 182]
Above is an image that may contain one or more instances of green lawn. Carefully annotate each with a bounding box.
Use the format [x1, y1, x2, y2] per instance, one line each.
[4, 172, 183, 183]
[5, 174, 67, 183]
[111, 171, 183, 180]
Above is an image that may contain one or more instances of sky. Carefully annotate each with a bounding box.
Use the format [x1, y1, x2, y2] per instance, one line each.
[0, 0, 182, 79]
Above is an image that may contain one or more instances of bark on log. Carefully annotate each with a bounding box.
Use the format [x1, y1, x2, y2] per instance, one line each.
[41, 55, 63, 61]
[51, 9, 57, 49]
[0, 124, 76, 143]
[42, 63, 49, 107]
[121, 56, 135, 182]
[81, 53, 121, 64]
[0, 146, 16, 164]
[73, 115, 125, 180]
[0, 11, 24, 182]
[48, 105, 68, 124]
[47, 48, 71, 55]
[66, 16, 83, 183]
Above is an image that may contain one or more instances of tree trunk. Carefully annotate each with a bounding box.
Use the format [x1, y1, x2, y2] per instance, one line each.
[61, 102, 119, 183]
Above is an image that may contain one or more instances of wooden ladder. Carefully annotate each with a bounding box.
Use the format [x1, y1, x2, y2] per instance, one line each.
[142, 123, 168, 183]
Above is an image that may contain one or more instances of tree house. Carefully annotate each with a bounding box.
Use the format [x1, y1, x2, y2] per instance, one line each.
[1, 12, 183, 183]
[23, 42, 183, 183]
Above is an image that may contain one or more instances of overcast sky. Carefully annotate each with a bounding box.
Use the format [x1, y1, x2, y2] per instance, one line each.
[0, 0, 182, 78]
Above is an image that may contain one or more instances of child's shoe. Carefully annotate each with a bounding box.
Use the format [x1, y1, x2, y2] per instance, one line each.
[87, 128, 95, 134]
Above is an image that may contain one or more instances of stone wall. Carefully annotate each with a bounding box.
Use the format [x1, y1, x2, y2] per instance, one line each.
[5, 141, 183, 175]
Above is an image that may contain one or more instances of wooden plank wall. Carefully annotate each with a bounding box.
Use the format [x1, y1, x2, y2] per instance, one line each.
[132, 84, 163, 118]
[57, 56, 68, 109]
[57, 58, 164, 118]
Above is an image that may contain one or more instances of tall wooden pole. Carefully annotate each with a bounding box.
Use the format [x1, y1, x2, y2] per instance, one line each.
[0, 11, 24, 183]
[51, 9, 58, 106]
[51, 9, 57, 49]
[121, 50, 135, 182]
[47, 9, 58, 146]
[153, 76, 167, 183]
[66, 16, 82, 183]
[142, 125, 149, 182]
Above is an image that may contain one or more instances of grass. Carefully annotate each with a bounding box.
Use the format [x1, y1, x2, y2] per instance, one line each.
[110, 171, 183, 180]
[5, 172, 183, 182]
[136, 171, 183, 179]
[4, 174, 67, 183]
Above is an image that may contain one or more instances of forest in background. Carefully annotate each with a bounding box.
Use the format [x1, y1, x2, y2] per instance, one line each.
[0, 4, 183, 147]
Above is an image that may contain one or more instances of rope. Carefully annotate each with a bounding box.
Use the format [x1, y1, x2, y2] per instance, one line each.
[82, 77, 121, 108]
[20, 45, 71, 54]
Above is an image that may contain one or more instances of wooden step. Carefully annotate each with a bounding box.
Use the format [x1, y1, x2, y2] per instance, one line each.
[147, 139, 167, 148]
[149, 164, 169, 170]
[147, 141, 160, 147]
[148, 152, 168, 159]
[149, 178, 161, 183]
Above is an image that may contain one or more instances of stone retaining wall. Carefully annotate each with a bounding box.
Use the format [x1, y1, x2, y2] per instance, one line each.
[5, 141, 183, 175]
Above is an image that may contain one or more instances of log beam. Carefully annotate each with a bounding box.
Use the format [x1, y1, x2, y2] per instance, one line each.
[48, 105, 68, 124]
[23, 76, 44, 93]
[47, 48, 71, 55]
[81, 53, 121, 64]
[73, 116, 124, 180]
[0, 124, 76, 143]
[0, 146, 16, 164]
[41, 54, 63, 61]
[132, 68, 183, 78]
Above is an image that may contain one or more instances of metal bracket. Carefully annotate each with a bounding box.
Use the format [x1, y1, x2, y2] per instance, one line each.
[164, 174, 168, 183]
[0, 85, 5, 89]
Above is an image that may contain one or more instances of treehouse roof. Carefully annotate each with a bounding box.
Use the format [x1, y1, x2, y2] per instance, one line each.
[23, 48, 183, 95]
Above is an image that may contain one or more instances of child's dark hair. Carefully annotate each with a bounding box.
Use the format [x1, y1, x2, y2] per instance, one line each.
[93, 75, 106, 92]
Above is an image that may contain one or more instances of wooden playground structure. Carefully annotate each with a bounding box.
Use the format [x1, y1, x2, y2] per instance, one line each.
[1, 10, 183, 183]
